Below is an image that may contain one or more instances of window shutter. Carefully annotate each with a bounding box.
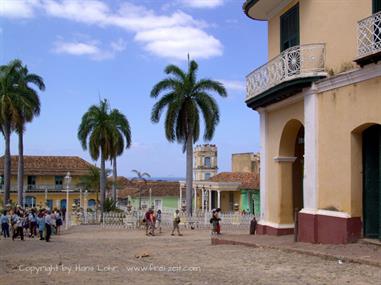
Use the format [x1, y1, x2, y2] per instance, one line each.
[280, 4, 300, 52]
[373, 0, 381, 13]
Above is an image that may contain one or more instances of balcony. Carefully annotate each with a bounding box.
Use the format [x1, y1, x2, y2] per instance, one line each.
[356, 11, 381, 66]
[246, 44, 327, 109]
[0, 184, 82, 192]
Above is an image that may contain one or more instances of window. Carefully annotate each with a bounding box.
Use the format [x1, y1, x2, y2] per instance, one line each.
[46, 199, 53, 210]
[0, 175, 3, 189]
[373, 0, 381, 13]
[60, 199, 67, 209]
[204, 157, 211, 168]
[205, 173, 211, 180]
[25, 196, 36, 208]
[280, 4, 299, 52]
[55, 176, 64, 190]
[88, 199, 96, 208]
[27, 176, 36, 190]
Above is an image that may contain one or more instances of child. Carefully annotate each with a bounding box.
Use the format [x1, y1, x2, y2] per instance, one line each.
[28, 209, 37, 238]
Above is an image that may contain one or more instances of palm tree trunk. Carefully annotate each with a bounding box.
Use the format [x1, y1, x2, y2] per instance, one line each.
[112, 157, 117, 202]
[17, 130, 24, 206]
[3, 122, 11, 206]
[100, 152, 106, 221]
[185, 133, 193, 216]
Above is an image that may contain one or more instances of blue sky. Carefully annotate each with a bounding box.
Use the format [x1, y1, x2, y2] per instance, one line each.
[0, 0, 267, 178]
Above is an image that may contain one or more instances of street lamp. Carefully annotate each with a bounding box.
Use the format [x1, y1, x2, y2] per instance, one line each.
[64, 172, 72, 230]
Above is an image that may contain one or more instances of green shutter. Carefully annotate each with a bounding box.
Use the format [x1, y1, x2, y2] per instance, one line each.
[373, 0, 381, 13]
[280, 3, 300, 52]
[363, 125, 381, 238]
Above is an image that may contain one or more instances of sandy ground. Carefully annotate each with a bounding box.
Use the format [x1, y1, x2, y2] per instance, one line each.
[1, 225, 381, 285]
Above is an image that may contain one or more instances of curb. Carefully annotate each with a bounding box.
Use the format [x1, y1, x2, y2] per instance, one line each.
[211, 237, 381, 268]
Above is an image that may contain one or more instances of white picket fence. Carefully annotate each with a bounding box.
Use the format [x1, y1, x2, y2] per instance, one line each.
[84, 210, 257, 231]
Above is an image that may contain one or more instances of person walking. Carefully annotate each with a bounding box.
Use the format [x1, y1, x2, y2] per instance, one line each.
[210, 209, 221, 235]
[171, 209, 182, 236]
[36, 211, 46, 240]
[156, 209, 162, 234]
[28, 209, 37, 238]
[12, 211, 24, 241]
[1, 210, 10, 238]
[55, 210, 62, 235]
[45, 210, 52, 242]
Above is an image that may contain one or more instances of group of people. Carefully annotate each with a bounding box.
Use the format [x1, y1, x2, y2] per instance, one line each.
[0, 207, 64, 242]
[143, 208, 162, 236]
[143, 208, 224, 236]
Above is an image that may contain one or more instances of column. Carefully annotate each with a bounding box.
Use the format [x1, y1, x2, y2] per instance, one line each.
[201, 189, 205, 212]
[208, 189, 212, 211]
[258, 109, 268, 221]
[194, 187, 197, 213]
[303, 86, 318, 211]
[179, 184, 182, 209]
[217, 190, 221, 209]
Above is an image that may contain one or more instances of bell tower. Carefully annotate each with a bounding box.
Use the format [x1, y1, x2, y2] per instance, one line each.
[193, 144, 218, 181]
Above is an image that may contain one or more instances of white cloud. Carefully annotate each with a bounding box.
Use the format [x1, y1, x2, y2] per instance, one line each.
[219, 80, 246, 92]
[181, 0, 224, 9]
[0, 0, 40, 18]
[1, 0, 223, 61]
[53, 37, 126, 61]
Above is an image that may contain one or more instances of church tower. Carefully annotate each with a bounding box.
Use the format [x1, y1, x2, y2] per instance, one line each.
[193, 144, 218, 181]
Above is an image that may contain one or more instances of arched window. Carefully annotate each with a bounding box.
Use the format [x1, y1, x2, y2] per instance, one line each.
[88, 199, 96, 208]
[204, 157, 211, 167]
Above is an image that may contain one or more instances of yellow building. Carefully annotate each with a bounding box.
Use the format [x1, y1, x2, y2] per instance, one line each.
[0, 156, 97, 210]
[243, 0, 381, 243]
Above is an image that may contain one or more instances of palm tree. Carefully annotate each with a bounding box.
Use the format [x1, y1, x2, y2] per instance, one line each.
[109, 108, 131, 203]
[14, 63, 45, 206]
[131, 169, 151, 210]
[150, 59, 227, 216]
[78, 99, 116, 219]
[0, 59, 24, 205]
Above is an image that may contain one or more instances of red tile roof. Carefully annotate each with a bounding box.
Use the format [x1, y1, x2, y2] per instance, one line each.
[208, 172, 259, 190]
[0, 156, 93, 176]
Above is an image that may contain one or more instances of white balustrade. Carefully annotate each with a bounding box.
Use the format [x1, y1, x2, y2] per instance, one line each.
[357, 11, 381, 59]
[246, 44, 326, 100]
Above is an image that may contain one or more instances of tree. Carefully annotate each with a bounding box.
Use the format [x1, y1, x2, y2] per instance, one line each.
[109, 108, 131, 203]
[131, 169, 151, 210]
[77, 165, 111, 210]
[78, 99, 116, 219]
[14, 63, 45, 206]
[150, 59, 227, 215]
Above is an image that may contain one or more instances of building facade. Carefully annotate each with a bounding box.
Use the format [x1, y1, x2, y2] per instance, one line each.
[244, 0, 381, 243]
[232, 152, 260, 174]
[0, 156, 97, 210]
[193, 144, 218, 181]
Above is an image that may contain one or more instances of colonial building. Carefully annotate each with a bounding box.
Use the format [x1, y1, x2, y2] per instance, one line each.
[180, 152, 260, 214]
[0, 156, 97, 209]
[193, 144, 218, 181]
[118, 179, 180, 211]
[243, 0, 381, 243]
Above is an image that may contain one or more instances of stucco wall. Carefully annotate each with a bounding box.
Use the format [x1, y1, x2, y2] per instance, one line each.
[268, 0, 371, 72]
[265, 99, 304, 224]
[317, 76, 381, 217]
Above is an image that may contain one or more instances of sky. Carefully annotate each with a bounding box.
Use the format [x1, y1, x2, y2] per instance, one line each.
[0, 0, 267, 178]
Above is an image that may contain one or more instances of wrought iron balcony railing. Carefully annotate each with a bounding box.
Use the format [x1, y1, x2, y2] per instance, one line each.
[357, 11, 381, 60]
[246, 44, 326, 100]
